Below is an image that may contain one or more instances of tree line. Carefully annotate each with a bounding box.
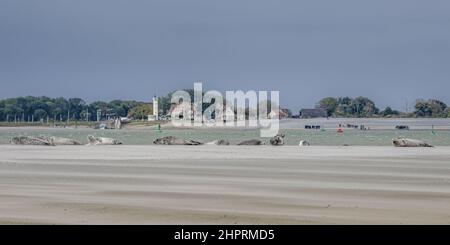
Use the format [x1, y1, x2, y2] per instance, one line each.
[1, 95, 449, 122]
[0, 96, 151, 122]
[315, 97, 450, 118]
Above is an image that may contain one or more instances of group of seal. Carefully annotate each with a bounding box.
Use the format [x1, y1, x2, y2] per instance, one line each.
[152, 136, 275, 146]
[10, 135, 122, 146]
[151, 135, 435, 147]
[9, 135, 434, 147]
[153, 134, 285, 146]
[10, 135, 287, 146]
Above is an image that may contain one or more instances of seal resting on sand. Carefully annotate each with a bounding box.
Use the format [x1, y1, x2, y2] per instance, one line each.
[206, 139, 230, 145]
[237, 139, 265, 145]
[49, 136, 82, 145]
[392, 138, 433, 147]
[269, 133, 285, 146]
[299, 140, 311, 146]
[10, 136, 55, 146]
[153, 136, 202, 145]
[10, 136, 80, 146]
[87, 135, 122, 145]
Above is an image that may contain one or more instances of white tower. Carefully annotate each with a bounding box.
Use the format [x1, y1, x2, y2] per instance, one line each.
[152, 96, 159, 120]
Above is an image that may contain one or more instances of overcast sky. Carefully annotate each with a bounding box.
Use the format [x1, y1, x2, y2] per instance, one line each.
[1, 0, 449, 111]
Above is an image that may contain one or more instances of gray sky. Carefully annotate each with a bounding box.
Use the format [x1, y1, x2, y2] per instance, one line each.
[1, 0, 449, 111]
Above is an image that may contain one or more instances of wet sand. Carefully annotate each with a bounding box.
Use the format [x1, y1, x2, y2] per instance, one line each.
[1, 145, 450, 224]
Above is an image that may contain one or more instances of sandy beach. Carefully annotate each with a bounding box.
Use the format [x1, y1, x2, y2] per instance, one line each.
[1, 145, 450, 224]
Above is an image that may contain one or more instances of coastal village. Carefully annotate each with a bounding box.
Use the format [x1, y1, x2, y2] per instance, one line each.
[1, 95, 449, 134]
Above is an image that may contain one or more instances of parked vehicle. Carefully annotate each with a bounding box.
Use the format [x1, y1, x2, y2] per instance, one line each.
[395, 125, 410, 130]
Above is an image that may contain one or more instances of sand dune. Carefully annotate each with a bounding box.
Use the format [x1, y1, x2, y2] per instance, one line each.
[1, 145, 450, 224]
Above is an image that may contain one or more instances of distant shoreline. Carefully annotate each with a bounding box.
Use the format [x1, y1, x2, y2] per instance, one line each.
[1, 117, 450, 129]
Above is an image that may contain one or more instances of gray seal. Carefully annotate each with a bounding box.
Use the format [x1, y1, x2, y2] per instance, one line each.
[269, 133, 285, 146]
[153, 136, 203, 145]
[392, 138, 433, 147]
[206, 139, 230, 145]
[299, 140, 311, 146]
[10, 136, 82, 146]
[10, 136, 55, 146]
[88, 135, 122, 145]
[49, 136, 82, 145]
[237, 139, 265, 145]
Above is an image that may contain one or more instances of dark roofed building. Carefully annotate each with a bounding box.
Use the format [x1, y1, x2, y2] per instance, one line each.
[299, 108, 328, 118]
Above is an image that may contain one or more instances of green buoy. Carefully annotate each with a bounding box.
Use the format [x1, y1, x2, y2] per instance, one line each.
[155, 123, 161, 133]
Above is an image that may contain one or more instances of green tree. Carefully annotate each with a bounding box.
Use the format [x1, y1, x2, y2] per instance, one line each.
[107, 100, 142, 117]
[380, 106, 400, 117]
[88, 101, 109, 121]
[68, 98, 86, 119]
[54, 97, 69, 120]
[428, 99, 447, 117]
[351, 96, 378, 117]
[316, 97, 338, 116]
[414, 99, 447, 117]
[158, 89, 207, 115]
[3, 99, 23, 119]
[318, 96, 379, 117]
[0, 100, 5, 121]
[444, 108, 450, 118]
[338, 97, 352, 105]
[33, 109, 48, 120]
[127, 104, 153, 119]
[333, 97, 354, 117]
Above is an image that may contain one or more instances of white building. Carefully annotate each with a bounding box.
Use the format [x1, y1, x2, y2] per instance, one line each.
[148, 96, 159, 121]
